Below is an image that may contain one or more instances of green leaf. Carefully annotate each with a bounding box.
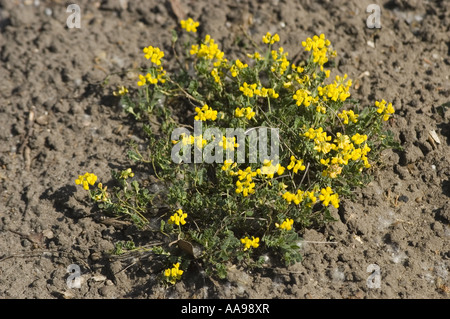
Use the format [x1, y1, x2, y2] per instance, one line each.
[171, 29, 178, 43]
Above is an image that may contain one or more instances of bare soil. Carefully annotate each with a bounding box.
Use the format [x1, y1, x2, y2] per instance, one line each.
[0, 0, 449, 299]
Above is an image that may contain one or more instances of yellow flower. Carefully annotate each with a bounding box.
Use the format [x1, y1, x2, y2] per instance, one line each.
[338, 109, 358, 124]
[270, 47, 290, 75]
[291, 63, 304, 73]
[219, 136, 239, 150]
[235, 167, 257, 197]
[113, 86, 128, 96]
[375, 99, 395, 121]
[241, 236, 260, 250]
[190, 35, 226, 66]
[221, 159, 237, 172]
[239, 82, 257, 98]
[119, 168, 134, 179]
[92, 182, 109, 202]
[282, 189, 304, 205]
[262, 32, 280, 45]
[322, 164, 343, 179]
[259, 160, 285, 178]
[287, 156, 306, 174]
[316, 105, 327, 114]
[230, 59, 248, 77]
[75, 172, 98, 190]
[351, 133, 368, 145]
[194, 104, 218, 121]
[143, 46, 164, 65]
[168, 209, 187, 226]
[319, 187, 339, 208]
[180, 18, 199, 33]
[164, 263, 184, 284]
[247, 52, 263, 61]
[137, 68, 166, 87]
[234, 107, 255, 120]
[304, 127, 333, 154]
[301, 34, 333, 66]
[275, 218, 294, 231]
[293, 89, 315, 107]
[333, 133, 351, 150]
[137, 74, 146, 86]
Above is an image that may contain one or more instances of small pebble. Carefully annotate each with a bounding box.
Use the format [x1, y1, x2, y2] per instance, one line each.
[99, 286, 114, 297]
[42, 229, 54, 239]
[91, 275, 107, 282]
[398, 195, 409, 203]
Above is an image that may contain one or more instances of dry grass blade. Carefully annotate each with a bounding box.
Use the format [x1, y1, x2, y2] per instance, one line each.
[168, 0, 186, 21]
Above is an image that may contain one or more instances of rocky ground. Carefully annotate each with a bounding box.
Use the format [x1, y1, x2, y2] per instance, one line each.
[0, 0, 449, 299]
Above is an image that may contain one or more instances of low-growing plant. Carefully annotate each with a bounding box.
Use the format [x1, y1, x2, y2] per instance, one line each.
[74, 18, 399, 282]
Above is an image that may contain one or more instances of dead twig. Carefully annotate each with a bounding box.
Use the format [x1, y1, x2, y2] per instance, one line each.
[7, 228, 44, 249]
[18, 106, 36, 171]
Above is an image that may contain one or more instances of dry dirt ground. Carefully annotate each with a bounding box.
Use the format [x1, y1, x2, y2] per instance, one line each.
[0, 0, 449, 299]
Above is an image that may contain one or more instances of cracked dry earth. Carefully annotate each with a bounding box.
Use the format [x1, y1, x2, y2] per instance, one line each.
[0, 0, 449, 299]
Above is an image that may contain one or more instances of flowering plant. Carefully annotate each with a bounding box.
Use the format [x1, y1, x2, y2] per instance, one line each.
[75, 19, 399, 282]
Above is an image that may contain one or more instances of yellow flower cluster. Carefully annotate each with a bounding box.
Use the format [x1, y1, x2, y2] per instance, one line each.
[143, 46, 164, 65]
[291, 63, 305, 74]
[304, 127, 333, 154]
[258, 160, 285, 178]
[137, 68, 166, 86]
[180, 18, 199, 33]
[247, 51, 263, 61]
[282, 189, 317, 206]
[375, 99, 395, 121]
[75, 172, 97, 190]
[293, 89, 318, 107]
[164, 263, 184, 284]
[221, 159, 237, 172]
[119, 168, 134, 179]
[316, 104, 327, 114]
[240, 82, 279, 99]
[286, 156, 306, 174]
[301, 34, 334, 66]
[168, 209, 187, 226]
[270, 47, 290, 75]
[319, 187, 339, 208]
[113, 86, 128, 96]
[317, 74, 352, 102]
[190, 35, 226, 67]
[234, 106, 255, 120]
[351, 133, 368, 145]
[230, 59, 248, 77]
[255, 87, 279, 99]
[262, 32, 280, 45]
[319, 132, 372, 178]
[235, 167, 257, 197]
[171, 133, 208, 149]
[194, 104, 218, 121]
[241, 236, 260, 250]
[219, 136, 239, 150]
[275, 218, 294, 231]
[321, 163, 343, 179]
[210, 68, 223, 84]
[240, 82, 257, 97]
[338, 109, 358, 124]
[93, 182, 109, 202]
